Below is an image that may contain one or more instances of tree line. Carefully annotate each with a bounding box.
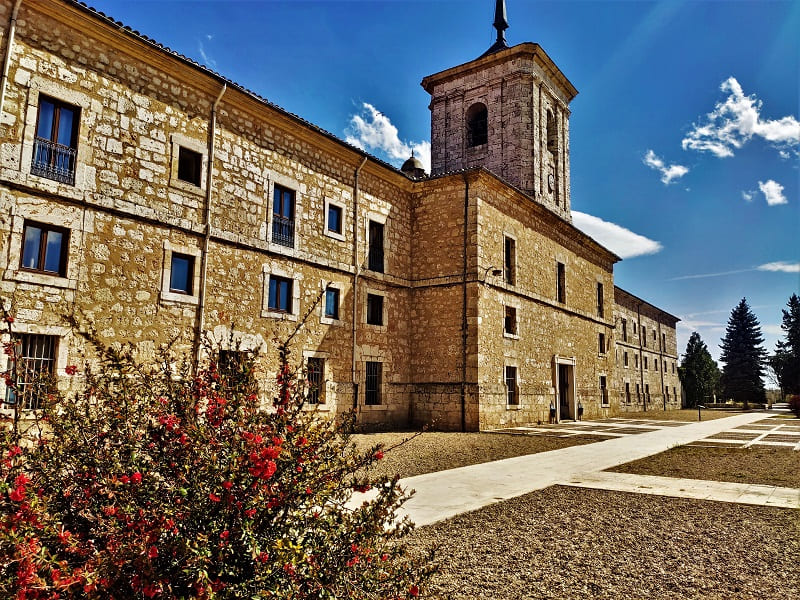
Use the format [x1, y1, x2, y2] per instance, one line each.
[679, 294, 800, 409]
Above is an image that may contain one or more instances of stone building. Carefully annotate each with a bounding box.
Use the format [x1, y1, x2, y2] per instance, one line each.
[0, 0, 679, 431]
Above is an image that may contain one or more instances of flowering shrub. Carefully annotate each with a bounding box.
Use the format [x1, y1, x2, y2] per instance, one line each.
[1, 328, 434, 598]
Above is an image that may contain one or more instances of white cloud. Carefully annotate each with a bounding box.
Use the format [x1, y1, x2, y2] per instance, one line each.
[571, 211, 662, 259]
[345, 103, 430, 172]
[758, 179, 787, 206]
[741, 190, 754, 202]
[757, 261, 800, 273]
[762, 324, 784, 336]
[198, 39, 217, 69]
[669, 268, 754, 281]
[682, 77, 800, 158]
[643, 149, 689, 184]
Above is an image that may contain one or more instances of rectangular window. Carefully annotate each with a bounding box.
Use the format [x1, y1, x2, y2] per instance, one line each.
[625, 382, 631, 404]
[365, 361, 382, 405]
[169, 253, 194, 295]
[645, 384, 650, 403]
[21, 221, 69, 277]
[505, 366, 518, 406]
[622, 319, 627, 342]
[31, 95, 79, 185]
[268, 275, 293, 313]
[600, 375, 608, 406]
[598, 333, 606, 355]
[633, 322, 637, 335]
[644, 356, 648, 370]
[665, 387, 670, 402]
[368, 220, 384, 273]
[306, 357, 324, 404]
[4, 334, 57, 410]
[504, 237, 516, 285]
[177, 146, 202, 186]
[272, 184, 295, 248]
[672, 363, 676, 374]
[217, 350, 249, 387]
[556, 262, 565, 303]
[654, 359, 659, 371]
[504, 306, 517, 336]
[636, 383, 640, 401]
[324, 286, 340, 320]
[642, 326, 647, 347]
[662, 332, 667, 352]
[327, 203, 342, 235]
[597, 282, 604, 317]
[366, 293, 384, 326]
[635, 354, 639, 368]
[674, 386, 677, 400]
[624, 351, 628, 367]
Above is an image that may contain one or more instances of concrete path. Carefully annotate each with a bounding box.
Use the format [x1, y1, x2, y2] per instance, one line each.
[390, 412, 783, 527]
[564, 471, 800, 509]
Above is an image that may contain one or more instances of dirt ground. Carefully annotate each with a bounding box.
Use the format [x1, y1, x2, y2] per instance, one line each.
[407, 486, 800, 599]
[352, 432, 605, 479]
[608, 445, 800, 488]
[619, 408, 743, 421]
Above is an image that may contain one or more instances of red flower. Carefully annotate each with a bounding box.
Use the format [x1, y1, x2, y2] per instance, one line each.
[148, 545, 159, 559]
[4, 315, 14, 323]
[9, 486, 25, 502]
[131, 472, 142, 484]
[219, 530, 229, 540]
[222, 480, 233, 490]
[119, 475, 130, 484]
[409, 585, 420, 597]
[65, 364, 78, 375]
[209, 493, 221, 502]
[375, 450, 384, 460]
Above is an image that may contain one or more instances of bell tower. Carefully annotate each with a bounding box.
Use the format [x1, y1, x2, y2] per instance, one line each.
[421, 1, 578, 221]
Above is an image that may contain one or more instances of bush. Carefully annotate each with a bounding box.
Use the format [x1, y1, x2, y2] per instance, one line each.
[788, 394, 800, 418]
[1, 325, 434, 598]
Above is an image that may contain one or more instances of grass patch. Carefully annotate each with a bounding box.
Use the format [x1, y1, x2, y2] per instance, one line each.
[619, 409, 743, 421]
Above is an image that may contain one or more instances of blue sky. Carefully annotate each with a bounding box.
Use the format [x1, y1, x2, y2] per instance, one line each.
[90, 0, 799, 367]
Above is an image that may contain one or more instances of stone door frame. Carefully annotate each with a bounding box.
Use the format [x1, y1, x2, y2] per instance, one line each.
[553, 355, 576, 423]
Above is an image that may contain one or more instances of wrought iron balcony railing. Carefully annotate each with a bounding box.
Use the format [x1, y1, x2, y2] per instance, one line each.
[31, 137, 77, 186]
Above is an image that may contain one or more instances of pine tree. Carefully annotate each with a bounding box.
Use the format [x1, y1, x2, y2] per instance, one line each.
[678, 332, 720, 408]
[772, 293, 800, 395]
[719, 298, 767, 408]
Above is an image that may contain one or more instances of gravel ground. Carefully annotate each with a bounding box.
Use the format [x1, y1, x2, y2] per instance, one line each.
[407, 486, 800, 599]
[618, 409, 743, 421]
[352, 432, 605, 479]
[608, 445, 800, 488]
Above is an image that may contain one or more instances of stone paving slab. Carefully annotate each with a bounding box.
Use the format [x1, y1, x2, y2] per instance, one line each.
[563, 471, 800, 509]
[354, 412, 772, 526]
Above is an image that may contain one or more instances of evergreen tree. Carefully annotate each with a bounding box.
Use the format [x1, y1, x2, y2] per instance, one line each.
[772, 293, 800, 394]
[678, 332, 720, 408]
[719, 298, 767, 408]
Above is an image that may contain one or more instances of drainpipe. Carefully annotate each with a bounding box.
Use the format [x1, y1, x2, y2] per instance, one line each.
[351, 156, 368, 410]
[0, 0, 23, 118]
[194, 83, 226, 368]
[658, 321, 666, 409]
[460, 173, 470, 432]
[637, 301, 646, 411]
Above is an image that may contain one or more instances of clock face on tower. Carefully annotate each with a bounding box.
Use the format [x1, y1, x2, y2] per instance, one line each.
[548, 173, 555, 192]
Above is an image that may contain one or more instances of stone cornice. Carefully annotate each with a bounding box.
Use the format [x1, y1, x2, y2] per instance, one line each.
[421, 43, 578, 103]
[614, 286, 680, 324]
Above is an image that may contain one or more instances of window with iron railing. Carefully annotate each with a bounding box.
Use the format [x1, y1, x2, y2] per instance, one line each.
[31, 96, 79, 186]
[4, 334, 57, 410]
[306, 357, 324, 404]
[505, 366, 519, 406]
[272, 184, 295, 248]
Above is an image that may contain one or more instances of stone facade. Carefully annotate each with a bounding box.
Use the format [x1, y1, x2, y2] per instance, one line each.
[0, 0, 679, 431]
[614, 287, 682, 411]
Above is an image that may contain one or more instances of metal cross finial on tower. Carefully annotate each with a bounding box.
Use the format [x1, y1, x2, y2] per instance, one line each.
[481, 0, 510, 57]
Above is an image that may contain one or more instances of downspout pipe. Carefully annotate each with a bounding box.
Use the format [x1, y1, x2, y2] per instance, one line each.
[0, 0, 24, 118]
[460, 173, 469, 432]
[194, 83, 227, 369]
[637, 302, 646, 411]
[351, 156, 368, 411]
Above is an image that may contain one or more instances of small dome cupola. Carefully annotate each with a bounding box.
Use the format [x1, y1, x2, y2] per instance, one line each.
[401, 150, 426, 179]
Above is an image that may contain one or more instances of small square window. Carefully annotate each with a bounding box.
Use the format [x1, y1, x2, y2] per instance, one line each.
[504, 306, 517, 336]
[366, 293, 384, 326]
[169, 253, 194, 294]
[4, 334, 58, 410]
[177, 146, 202, 186]
[325, 286, 340, 320]
[327, 204, 342, 235]
[21, 221, 69, 277]
[306, 357, 325, 404]
[268, 275, 293, 313]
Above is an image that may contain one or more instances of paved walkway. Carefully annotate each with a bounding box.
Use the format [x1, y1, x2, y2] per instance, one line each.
[383, 412, 798, 526]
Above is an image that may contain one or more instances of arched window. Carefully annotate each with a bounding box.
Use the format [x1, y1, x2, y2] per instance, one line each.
[546, 110, 558, 154]
[466, 103, 488, 147]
